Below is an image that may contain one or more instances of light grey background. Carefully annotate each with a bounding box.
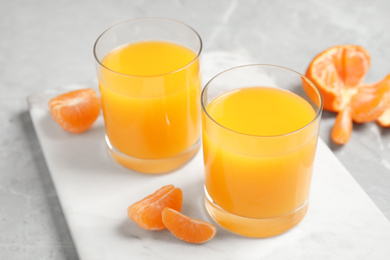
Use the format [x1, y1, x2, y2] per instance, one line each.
[1, 0, 390, 259]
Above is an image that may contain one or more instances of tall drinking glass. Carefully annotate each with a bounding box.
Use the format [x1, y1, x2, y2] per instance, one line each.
[201, 65, 323, 237]
[94, 18, 202, 174]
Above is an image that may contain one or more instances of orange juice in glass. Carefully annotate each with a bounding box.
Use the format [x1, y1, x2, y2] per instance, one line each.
[201, 65, 323, 237]
[94, 18, 202, 174]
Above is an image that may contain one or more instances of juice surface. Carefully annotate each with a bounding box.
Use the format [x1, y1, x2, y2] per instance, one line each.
[203, 87, 319, 219]
[99, 41, 201, 160]
[207, 87, 315, 136]
[102, 41, 196, 77]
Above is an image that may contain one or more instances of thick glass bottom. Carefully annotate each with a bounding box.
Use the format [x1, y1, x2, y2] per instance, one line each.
[106, 136, 200, 174]
[204, 188, 309, 238]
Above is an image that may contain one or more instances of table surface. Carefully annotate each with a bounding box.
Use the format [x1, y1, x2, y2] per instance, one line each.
[1, 0, 390, 259]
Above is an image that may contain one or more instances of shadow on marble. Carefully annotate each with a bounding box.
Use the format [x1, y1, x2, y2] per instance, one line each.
[20, 110, 79, 260]
[320, 112, 344, 152]
[379, 125, 390, 138]
[320, 110, 335, 119]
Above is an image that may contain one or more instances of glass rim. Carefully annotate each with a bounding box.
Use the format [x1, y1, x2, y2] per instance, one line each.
[201, 64, 324, 138]
[93, 17, 203, 78]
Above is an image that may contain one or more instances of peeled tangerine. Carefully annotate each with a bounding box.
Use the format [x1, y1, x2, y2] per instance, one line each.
[306, 45, 390, 144]
[48, 88, 101, 134]
[127, 185, 217, 244]
[162, 208, 216, 244]
[376, 75, 390, 127]
[127, 185, 183, 230]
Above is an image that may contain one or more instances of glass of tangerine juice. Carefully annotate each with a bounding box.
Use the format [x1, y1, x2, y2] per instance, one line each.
[201, 65, 323, 237]
[94, 18, 202, 174]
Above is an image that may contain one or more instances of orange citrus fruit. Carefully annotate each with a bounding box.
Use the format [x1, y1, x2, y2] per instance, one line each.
[376, 75, 390, 127]
[306, 45, 390, 144]
[331, 105, 353, 145]
[351, 81, 390, 123]
[127, 185, 183, 230]
[306, 45, 370, 113]
[48, 88, 101, 134]
[162, 208, 216, 244]
[378, 108, 390, 127]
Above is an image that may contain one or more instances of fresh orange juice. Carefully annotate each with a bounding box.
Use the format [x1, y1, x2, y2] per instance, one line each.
[203, 87, 320, 237]
[98, 41, 201, 173]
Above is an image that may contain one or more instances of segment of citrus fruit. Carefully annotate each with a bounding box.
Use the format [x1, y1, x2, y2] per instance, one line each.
[351, 81, 390, 123]
[376, 75, 390, 127]
[306, 45, 370, 112]
[162, 208, 216, 244]
[48, 88, 101, 134]
[377, 109, 390, 127]
[127, 185, 183, 230]
[331, 105, 353, 145]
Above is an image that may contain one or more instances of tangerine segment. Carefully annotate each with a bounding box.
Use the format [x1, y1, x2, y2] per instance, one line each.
[351, 81, 390, 123]
[306, 45, 370, 112]
[376, 75, 390, 127]
[48, 88, 101, 133]
[127, 185, 183, 230]
[377, 109, 390, 127]
[331, 106, 353, 145]
[162, 208, 216, 244]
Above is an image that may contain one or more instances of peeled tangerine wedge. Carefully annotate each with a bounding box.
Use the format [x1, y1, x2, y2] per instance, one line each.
[375, 75, 390, 127]
[378, 109, 390, 127]
[331, 105, 353, 145]
[48, 88, 101, 133]
[127, 185, 183, 230]
[162, 208, 216, 244]
[351, 80, 390, 123]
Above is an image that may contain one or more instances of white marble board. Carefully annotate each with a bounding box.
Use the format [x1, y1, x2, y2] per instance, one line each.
[27, 52, 390, 259]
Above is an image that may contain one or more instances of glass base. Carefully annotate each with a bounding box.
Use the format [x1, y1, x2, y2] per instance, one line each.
[204, 188, 309, 238]
[106, 136, 200, 174]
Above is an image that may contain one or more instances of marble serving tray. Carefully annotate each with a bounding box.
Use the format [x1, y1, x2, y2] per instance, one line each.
[28, 51, 390, 259]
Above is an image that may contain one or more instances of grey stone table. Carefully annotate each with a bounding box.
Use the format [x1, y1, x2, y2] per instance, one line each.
[1, 0, 389, 259]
